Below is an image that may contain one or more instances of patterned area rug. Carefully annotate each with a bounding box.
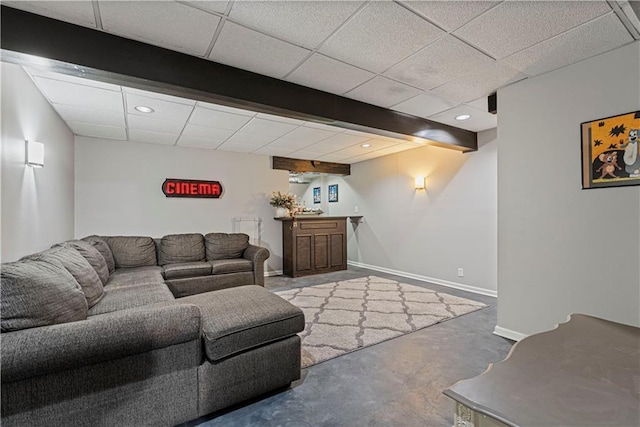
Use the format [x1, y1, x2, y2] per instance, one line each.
[276, 276, 487, 368]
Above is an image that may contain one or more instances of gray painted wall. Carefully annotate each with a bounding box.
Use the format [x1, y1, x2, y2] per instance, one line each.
[497, 41, 640, 338]
[297, 130, 498, 295]
[1, 63, 75, 261]
[74, 137, 290, 273]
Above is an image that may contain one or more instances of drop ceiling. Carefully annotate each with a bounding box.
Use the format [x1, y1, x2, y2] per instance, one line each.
[5, 1, 640, 164]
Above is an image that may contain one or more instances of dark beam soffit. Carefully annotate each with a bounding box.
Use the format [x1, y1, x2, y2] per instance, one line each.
[272, 157, 351, 176]
[0, 6, 477, 152]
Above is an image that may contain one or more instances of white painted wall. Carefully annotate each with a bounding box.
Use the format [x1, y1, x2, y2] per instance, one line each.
[497, 41, 640, 339]
[74, 137, 289, 273]
[298, 131, 498, 295]
[1, 63, 75, 262]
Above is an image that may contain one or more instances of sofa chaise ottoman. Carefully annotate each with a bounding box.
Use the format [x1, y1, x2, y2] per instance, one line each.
[1, 233, 304, 426]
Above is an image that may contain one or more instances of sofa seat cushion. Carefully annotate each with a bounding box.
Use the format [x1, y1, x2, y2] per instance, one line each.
[205, 233, 249, 260]
[209, 259, 253, 275]
[1, 259, 88, 332]
[89, 283, 174, 316]
[158, 233, 205, 265]
[106, 236, 157, 268]
[163, 262, 212, 280]
[105, 266, 165, 289]
[22, 246, 104, 308]
[179, 285, 304, 361]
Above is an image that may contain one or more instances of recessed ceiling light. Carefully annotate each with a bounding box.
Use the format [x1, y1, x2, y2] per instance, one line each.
[361, 143, 371, 148]
[135, 106, 155, 113]
[455, 114, 471, 121]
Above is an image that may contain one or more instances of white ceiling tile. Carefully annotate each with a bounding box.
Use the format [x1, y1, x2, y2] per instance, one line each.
[317, 153, 352, 162]
[25, 68, 121, 91]
[188, 106, 252, 130]
[228, 1, 365, 49]
[99, 1, 221, 56]
[67, 122, 127, 140]
[282, 125, 338, 143]
[401, 1, 501, 32]
[125, 93, 194, 123]
[374, 144, 419, 156]
[362, 139, 402, 151]
[33, 77, 123, 111]
[391, 92, 455, 118]
[255, 113, 307, 126]
[128, 129, 179, 145]
[304, 121, 346, 132]
[183, 1, 229, 14]
[177, 135, 224, 149]
[223, 131, 276, 146]
[196, 101, 257, 117]
[3, 1, 97, 28]
[503, 13, 633, 77]
[127, 114, 187, 134]
[209, 21, 310, 78]
[286, 54, 375, 95]
[319, 1, 445, 73]
[344, 152, 380, 164]
[123, 87, 196, 106]
[384, 36, 495, 90]
[240, 118, 298, 137]
[427, 105, 497, 132]
[318, 133, 370, 149]
[453, 1, 613, 59]
[267, 138, 315, 151]
[253, 146, 294, 156]
[344, 76, 422, 108]
[182, 123, 235, 141]
[465, 97, 490, 112]
[216, 143, 258, 153]
[54, 104, 125, 128]
[289, 150, 328, 160]
[432, 62, 526, 104]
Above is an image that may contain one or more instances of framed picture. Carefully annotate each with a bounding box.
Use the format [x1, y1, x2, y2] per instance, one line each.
[581, 111, 640, 189]
[313, 187, 321, 204]
[328, 184, 338, 203]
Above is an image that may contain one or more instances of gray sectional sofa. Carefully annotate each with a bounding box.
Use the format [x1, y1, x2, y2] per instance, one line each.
[1, 233, 305, 426]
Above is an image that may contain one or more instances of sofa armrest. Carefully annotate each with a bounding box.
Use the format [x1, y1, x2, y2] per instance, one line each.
[243, 244, 270, 286]
[1, 302, 201, 383]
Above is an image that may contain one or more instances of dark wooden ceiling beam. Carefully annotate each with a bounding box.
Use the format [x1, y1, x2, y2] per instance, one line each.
[273, 157, 350, 175]
[0, 6, 477, 152]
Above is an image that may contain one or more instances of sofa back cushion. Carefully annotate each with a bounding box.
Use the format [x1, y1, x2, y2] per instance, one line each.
[1, 258, 88, 332]
[106, 236, 157, 268]
[23, 246, 105, 308]
[58, 240, 110, 285]
[158, 233, 205, 266]
[82, 235, 116, 274]
[205, 233, 249, 260]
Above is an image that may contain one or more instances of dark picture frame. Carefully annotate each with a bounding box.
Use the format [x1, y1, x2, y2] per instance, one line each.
[581, 111, 640, 189]
[328, 184, 338, 203]
[313, 187, 321, 204]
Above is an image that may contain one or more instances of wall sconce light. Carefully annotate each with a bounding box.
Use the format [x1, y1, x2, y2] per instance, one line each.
[26, 140, 44, 168]
[414, 176, 425, 190]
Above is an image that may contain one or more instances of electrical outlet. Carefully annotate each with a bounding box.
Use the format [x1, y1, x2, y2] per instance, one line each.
[457, 268, 464, 277]
[355, 206, 359, 213]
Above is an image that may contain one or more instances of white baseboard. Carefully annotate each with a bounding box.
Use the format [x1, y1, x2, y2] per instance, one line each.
[347, 260, 497, 298]
[264, 270, 283, 277]
[493, 326, 527, 342]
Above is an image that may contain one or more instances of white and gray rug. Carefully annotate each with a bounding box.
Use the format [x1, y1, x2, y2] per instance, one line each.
[276, 276, 487, 368]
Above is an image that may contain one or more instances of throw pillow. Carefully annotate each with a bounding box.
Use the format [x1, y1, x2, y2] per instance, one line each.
[205, 233, 249, 261]
[158, 233, 205, 265]
[106, 236, 157, 268]
[57, 240, 109, 285]
[1, 258, 88, 332]
[82, 235, 116, 274]
[23, 246, 105, 308]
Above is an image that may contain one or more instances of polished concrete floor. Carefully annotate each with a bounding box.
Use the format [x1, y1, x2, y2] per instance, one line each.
[187, 267, 514, 427]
